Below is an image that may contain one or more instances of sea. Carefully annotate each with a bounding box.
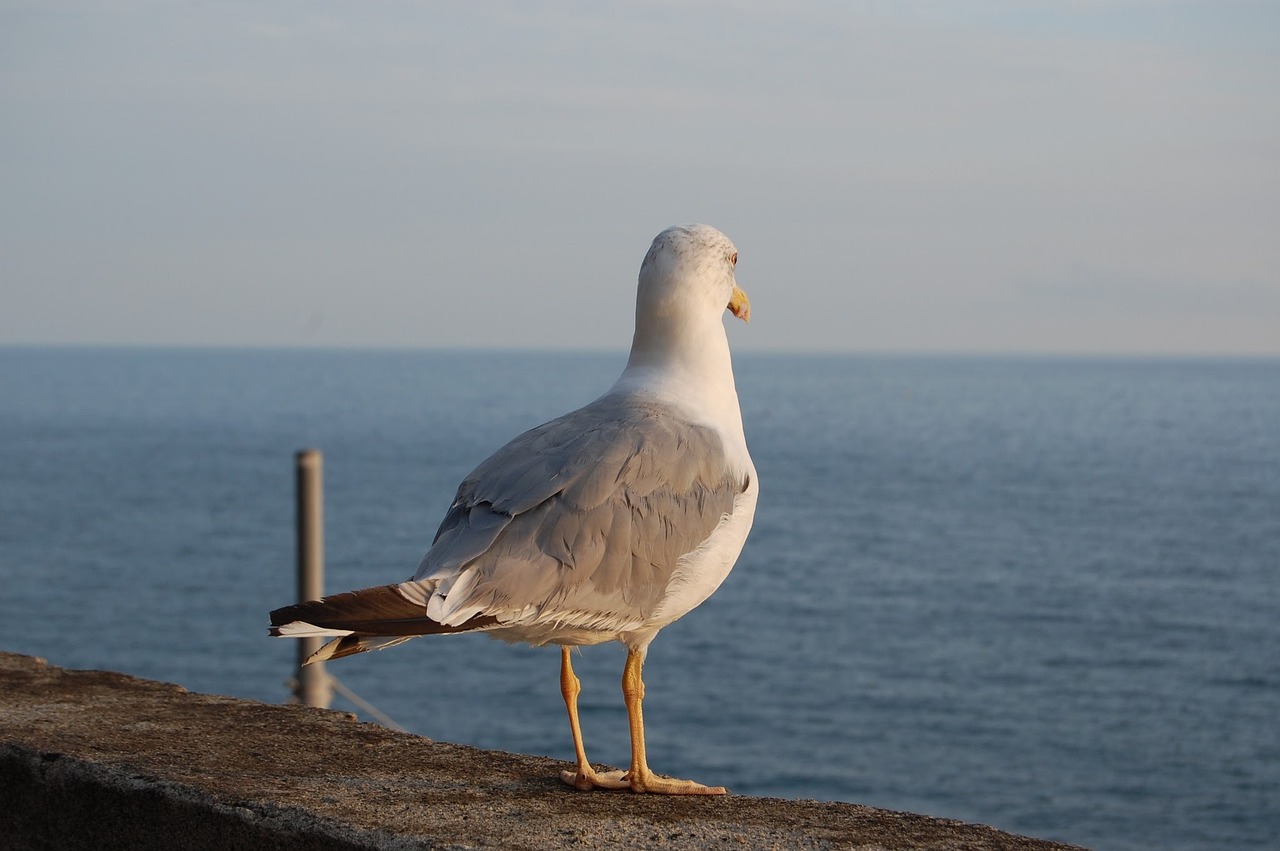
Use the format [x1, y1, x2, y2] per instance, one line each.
[1, 346, 1277, 850]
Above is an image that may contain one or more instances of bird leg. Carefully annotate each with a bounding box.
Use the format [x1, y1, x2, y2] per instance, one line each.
[616, 646, 727, 795]
[559, 646, 628, 791]
[558, 645, 725, 794]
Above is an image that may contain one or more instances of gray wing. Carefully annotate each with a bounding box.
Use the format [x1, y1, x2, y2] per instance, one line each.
[414, 394, 745, 625]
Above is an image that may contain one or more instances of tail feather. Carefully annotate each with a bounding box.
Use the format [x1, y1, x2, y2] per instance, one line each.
[307, 634, 417, 664]
[273, 622, 353, 638]
[269, 583, 498, 657]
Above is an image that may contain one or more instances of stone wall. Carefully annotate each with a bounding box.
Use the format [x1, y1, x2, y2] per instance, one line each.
[0, 653, 1085, 850]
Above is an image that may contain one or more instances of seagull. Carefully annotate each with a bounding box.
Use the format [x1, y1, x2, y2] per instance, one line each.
[270, 224, 758, 795]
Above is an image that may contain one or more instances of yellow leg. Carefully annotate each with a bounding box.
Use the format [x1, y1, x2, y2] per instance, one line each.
[619, 647, 726, 795]
[558, 646, 627, 791]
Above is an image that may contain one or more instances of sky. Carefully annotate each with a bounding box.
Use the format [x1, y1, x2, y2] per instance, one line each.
[2, 0, 1277, 355]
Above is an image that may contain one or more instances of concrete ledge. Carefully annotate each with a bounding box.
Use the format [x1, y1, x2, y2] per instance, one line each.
[0, 653, 1085, 850]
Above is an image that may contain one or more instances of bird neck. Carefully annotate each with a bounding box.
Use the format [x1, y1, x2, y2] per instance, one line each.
[614, 316, 745, 438]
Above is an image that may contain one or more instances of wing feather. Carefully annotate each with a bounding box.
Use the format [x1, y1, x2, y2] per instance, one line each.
[415, 395, 744, 629]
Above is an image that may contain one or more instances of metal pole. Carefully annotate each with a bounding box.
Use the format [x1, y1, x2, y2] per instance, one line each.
[294, 448, 332, 708]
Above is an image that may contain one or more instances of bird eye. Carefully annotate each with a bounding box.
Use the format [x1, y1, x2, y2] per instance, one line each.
[730, 252, 738, 267]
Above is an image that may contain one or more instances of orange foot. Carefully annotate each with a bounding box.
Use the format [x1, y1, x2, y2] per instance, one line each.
[559, 766, 726, 795]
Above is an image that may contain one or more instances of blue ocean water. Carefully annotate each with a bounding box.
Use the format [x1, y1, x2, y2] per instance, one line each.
[1, 347, 1277, 850]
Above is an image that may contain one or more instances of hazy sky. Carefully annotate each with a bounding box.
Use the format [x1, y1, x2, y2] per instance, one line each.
[3, 1, 1277, 355]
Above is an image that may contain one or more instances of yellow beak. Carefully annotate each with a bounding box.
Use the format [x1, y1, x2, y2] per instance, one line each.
[728, 285, 751, 324]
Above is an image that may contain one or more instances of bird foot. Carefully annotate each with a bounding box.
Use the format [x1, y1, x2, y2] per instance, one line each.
[560, 766, 630, 791]
[632, 770, 728, 796]
[560, 766, 726, 795]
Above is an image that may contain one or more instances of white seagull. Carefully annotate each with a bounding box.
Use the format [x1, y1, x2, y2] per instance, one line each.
[270, 224, 757, 795]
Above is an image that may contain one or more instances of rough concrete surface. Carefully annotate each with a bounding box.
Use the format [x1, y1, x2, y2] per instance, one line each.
[0, 652, 1086, 850]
